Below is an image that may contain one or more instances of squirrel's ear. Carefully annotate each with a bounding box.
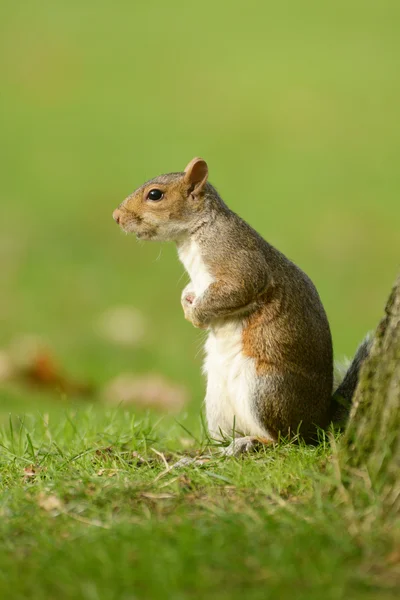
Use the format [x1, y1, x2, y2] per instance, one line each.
[183, 157, 208, 196]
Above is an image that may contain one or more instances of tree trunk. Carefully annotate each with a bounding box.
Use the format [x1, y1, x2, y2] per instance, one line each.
[340, 273, 400, 518]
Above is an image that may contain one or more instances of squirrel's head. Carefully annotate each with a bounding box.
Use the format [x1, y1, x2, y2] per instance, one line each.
[113, 158, 209, 241]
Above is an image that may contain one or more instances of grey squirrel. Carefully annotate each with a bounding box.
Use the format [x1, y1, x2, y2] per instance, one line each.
[113, 158, 370, 455]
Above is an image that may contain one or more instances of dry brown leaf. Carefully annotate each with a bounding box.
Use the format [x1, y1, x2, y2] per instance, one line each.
[96, 306, 146, 347]
[3, 334, 94, 397]
[141, 493, 176, 500]
[95, 446, 113, 458]
[178, 475, 194, 490]
[23, 351, 94, 397]
[103, 373, 188, 413]
[23, 465, 38, 481]
[97, 468, 117, 477]
[37, 492, 63, 512]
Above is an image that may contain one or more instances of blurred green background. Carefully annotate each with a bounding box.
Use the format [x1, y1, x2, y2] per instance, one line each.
[0, 0, 399, 420]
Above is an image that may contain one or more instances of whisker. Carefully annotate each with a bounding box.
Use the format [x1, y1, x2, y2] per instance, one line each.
[154, 247, 163, 262]
[176, 270, 188, 287]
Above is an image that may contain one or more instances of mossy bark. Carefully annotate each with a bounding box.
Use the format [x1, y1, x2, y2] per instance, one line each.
[341, 274, 400, 517]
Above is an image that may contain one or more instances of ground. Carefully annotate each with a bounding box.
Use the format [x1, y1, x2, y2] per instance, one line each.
[0, 1, 399, 598]
[0, 409, 398, 600]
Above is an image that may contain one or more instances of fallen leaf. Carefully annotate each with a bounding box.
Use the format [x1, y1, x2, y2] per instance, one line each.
[95, 446, 113, 458]
[96, 468, 117, 477]
[96, 306, 146, 347]
[4, 334, 94, 397]
[103, 373, 188, 413]
[24, 351, 94, 397]
[23, 465, 38, 481]
[178, 475, 194, 490]
[141, 493, 176, 500]
[37, 492, 63, 512]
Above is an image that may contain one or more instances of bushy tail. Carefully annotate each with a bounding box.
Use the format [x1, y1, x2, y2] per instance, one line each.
[330, 335, 373, 426]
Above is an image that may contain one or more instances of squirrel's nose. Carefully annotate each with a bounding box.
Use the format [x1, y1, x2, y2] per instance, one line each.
[113, 209, 121, 224]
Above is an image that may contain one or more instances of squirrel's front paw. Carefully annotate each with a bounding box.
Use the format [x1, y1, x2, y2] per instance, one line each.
[181, 290, 196, 321]
[181, 291, 207, 329]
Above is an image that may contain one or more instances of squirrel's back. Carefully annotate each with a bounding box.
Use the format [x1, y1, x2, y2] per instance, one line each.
[194, 191, 334, 438]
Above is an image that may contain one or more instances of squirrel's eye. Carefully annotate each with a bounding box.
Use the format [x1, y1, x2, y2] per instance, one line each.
[147, 189, 163, 201]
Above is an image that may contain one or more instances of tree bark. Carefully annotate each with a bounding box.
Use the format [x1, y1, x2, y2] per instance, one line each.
[341, 273, 400, 517]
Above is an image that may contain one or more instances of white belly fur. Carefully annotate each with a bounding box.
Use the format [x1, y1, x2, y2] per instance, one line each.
[178, 239, 269, 439]
[204, 321, 268, 439]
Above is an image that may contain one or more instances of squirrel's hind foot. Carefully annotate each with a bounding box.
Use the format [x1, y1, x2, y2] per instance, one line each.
[222, 436, 273, 457]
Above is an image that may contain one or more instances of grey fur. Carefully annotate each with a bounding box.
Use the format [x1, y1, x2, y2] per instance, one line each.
[330, 335, 373, 425]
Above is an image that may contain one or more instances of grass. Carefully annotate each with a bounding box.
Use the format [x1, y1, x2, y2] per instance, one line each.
[0, 0, 399, 598]
[0, 408, 398, 600]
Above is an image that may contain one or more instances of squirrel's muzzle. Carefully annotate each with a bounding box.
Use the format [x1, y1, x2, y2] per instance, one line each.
[113, 209, 121, 224]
